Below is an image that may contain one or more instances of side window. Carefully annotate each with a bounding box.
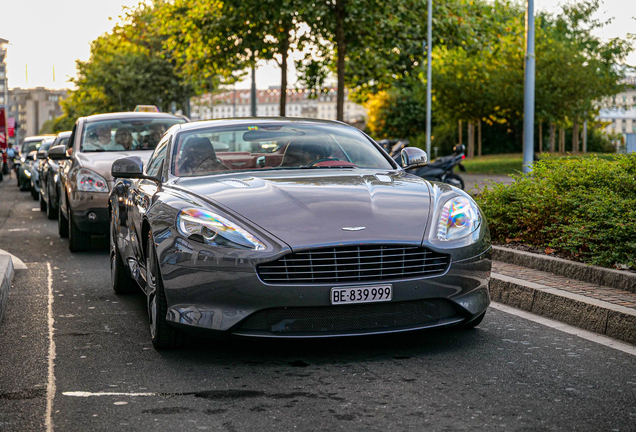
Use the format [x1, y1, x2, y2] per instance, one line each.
[146, 135, 170, 177]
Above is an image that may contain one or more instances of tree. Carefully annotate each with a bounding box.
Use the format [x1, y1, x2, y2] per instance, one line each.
[59, 1, 199, 126]
[159, 0, 307, 116]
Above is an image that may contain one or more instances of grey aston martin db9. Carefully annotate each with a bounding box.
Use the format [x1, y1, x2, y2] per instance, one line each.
[109, 118, 491, 349]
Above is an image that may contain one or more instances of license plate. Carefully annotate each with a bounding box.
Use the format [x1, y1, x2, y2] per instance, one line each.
[331, 284, 392, 305]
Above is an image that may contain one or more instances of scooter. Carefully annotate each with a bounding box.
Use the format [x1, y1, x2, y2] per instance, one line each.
[397, 144, 467, 190]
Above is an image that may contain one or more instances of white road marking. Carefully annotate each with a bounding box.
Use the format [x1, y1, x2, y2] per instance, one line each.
[45, 262, 56, 432]
[491, 302, 636, 357]
[63, 392, 158, 397]
[7, 228, 28, 232]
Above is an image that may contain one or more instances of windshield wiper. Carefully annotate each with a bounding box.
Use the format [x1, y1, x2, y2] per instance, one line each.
[300, 165, 357, 169]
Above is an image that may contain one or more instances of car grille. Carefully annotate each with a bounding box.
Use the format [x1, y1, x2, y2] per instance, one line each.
[238, 299, 460, 334]
[257, 245, 450, 284]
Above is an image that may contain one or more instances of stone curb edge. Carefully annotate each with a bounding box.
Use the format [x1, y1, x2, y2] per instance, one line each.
[0, 255, 14, 327]
[491, 273, 636, 346]
[493, 245, 636, 294]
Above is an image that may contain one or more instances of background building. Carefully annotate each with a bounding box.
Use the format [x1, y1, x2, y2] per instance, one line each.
[191, 87, 367, 126]
[7, 87, 67, 142]
[598, 79, 636, 135]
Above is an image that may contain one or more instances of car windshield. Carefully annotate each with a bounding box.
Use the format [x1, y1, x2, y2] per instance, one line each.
[172, 124, 393, 177]
[81, 118, 184, 152]
[39, 143, 52, 152]
[22, 139, 44, 154]
[58, 137, 70, 148]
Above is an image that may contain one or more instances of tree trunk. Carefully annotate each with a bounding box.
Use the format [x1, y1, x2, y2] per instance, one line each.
[458, 120, 462, 145]
[279, 20, 291, 117]
[538, 122, 543, 153]
[467, 121, 475, 158]
[335, 0, 346, 122]
[559, 127, 565, 153]
[477, 119, 482, 157]
[549, 122, 555, 152]
[572, 122, 579, 152]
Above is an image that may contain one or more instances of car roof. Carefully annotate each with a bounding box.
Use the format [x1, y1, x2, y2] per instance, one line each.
[22, 135, 53, 143]
[57, 131, 72, 137]
[82, 112, 185, 123]
[172, 117, 351, 133]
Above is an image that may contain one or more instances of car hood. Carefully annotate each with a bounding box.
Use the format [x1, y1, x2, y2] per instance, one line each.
[76, 150, 154, 182]
[173, 169, 432, 249]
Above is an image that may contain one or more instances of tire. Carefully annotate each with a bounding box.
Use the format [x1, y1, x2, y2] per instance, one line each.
[443, 173, 465, 190]
[31, 182, 39, 200]
[46, 189, 57, 220]
[39, 192, 46, 211]
[460, 311, 486, 329]
[19, 175, 30, 191]
[110, 218, 138, 294]
[146, 231, 183, 349]
[68, 210, 92, 252]
[58, 202, 69, 238]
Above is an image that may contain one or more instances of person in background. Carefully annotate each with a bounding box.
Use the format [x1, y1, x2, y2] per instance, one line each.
[114, 127, 134, 150]
[5, 143, 16, 178]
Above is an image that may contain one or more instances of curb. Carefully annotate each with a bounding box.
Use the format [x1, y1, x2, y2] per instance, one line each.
[493, 245, 636, 294]
[491, 273, 636, 346]
[0, 254, 14, 327]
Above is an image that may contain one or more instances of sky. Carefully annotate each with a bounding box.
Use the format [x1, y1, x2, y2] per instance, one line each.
[1, 0, 635, 91]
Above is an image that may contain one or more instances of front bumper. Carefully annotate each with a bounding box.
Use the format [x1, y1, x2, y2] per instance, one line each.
[159, 246, 491, 339]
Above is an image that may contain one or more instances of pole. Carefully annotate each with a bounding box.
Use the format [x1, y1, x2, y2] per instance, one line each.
[522, 0, 535, 173]
[583, 116, 587, 153]
[250, 63, 257, 117]
[425, 0, 433, 158]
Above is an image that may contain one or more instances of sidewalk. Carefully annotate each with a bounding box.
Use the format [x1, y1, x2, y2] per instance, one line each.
[490, 247, 636, 346]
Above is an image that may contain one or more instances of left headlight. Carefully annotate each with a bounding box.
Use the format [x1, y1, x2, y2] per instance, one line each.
[437, 196, 481, 241]
[177, 208, 266, 251]
[76, 168, 108, 193]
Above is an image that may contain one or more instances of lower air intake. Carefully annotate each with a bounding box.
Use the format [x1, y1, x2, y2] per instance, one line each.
[238, 299, 459, 334]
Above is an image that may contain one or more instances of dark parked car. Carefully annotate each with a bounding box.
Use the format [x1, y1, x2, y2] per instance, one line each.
[109, 118, 491, 349]
[39, 131, 72, 219]
[17, 136, 49, 190]
[57, 112, 186, 251]
[31, 137, 56, 201]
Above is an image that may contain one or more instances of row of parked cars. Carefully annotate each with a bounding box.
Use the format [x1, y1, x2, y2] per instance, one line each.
[13, 107, 491, 349]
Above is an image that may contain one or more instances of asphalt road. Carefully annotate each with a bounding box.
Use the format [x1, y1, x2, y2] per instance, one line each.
[0, 178, 635, 432]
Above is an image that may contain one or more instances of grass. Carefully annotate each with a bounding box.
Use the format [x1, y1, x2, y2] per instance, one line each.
[462, 152, 619, 175]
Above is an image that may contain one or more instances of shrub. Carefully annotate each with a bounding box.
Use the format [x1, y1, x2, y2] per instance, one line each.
[476, 154, 636, 269]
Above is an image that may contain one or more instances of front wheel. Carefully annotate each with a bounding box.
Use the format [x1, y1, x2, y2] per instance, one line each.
[46, 189, 57, 220]
[39, 192, 46, 211]
[146, 231, 183, 349]
[58, 202, 69, 238]
[443, 173, 464, 190]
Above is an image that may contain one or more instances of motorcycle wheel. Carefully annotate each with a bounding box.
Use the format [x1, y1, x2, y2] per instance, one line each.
[443, 173, 465, 190]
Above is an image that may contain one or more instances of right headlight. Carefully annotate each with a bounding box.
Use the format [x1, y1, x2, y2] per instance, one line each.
[437, 196, 481, 241]
[76, 168, 108, 193]
[177, 208, 266, 251]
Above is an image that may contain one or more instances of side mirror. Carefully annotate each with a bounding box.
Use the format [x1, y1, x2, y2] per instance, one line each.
[112, 156, 145, 179]
[37, 152, 47, 160]
[48, 145, 68, 160]
[453, 144, 466, 155]
[401, 147, 428, 170]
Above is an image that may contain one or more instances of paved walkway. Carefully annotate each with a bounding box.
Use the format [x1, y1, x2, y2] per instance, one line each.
[493, 261, 636, 309]
[462, 173, 515, 194]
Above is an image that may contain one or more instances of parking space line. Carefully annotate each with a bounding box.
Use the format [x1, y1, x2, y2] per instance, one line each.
[491, 302, 636, 357]
[45, 262, 56, 432]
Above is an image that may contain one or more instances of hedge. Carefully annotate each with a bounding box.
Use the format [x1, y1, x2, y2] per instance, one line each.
[476, 154, 636, 269]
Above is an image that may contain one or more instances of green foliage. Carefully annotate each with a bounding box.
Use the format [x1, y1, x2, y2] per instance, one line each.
[62, 1, 199, 124]
[477, 155, 636, 269]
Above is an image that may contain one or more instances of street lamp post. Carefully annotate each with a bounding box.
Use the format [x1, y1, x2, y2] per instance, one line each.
[522, 0, 536, 173]
[425, 0, 432, 158]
